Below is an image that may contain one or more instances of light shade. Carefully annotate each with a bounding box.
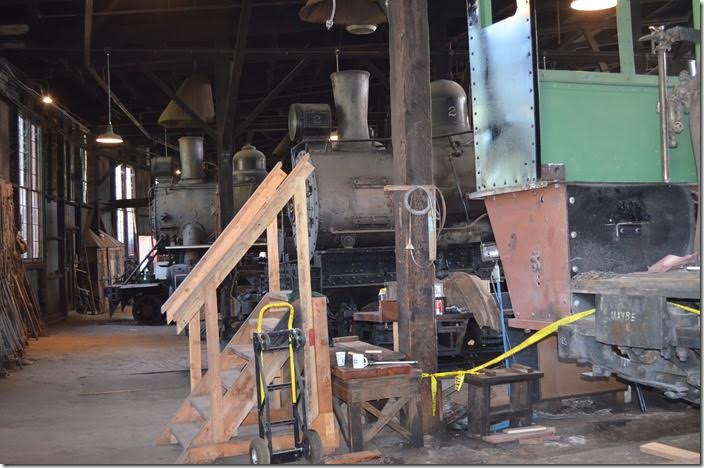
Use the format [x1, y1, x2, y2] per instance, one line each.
[96, 124, 124, 144]
[570, 0, 617, 11]
[346, 24, 377, 35]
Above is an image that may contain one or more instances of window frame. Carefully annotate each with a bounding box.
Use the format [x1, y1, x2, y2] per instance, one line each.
[17, 113, 43, 262]
[114, 163, 137, 258]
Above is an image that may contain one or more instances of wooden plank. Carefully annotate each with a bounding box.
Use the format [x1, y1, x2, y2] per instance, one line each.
[164, 162, 286, 322]
[332, 364, 412, 380]
[333, 340, 405, 362]
[204, 283, 224, 443]
[188, 313, 202, 391]
[482, 427, 556, 444]
[169, 157, 315, 331]
[505, 425, 547, 435]
[266, 218, 280, 292]
[352, 311, 385, 323]
[571, 270, 700, 299]
[640, 442, 700, 464]
[332, 335, 359, 344]
[293, 179, 319, 425]
[181, 433, 294, 464]
[323, 450, 383, 465]
[309, 296, 338, 450]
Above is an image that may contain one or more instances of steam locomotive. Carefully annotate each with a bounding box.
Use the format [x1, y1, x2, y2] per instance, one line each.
[109, 69, 502, 361]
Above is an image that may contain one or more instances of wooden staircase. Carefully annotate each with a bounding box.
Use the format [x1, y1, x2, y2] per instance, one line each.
[156, 155, 338, 463]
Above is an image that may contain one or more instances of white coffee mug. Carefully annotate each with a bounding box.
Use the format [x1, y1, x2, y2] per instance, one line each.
[352, 353, 369, 369]
[335, 351, 346, 367]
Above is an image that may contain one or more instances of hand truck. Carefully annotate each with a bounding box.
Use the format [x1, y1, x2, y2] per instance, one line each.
[249, 301, 323, 464]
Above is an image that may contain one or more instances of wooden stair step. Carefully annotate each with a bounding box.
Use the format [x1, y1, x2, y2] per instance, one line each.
[227, 344, 288, 362]
[228, 344, 255, 361]
[221, 369, 241, 390]
[189, 395, 212, 419]
[247, 316, 284, 331]
[170, 421, 202, 448]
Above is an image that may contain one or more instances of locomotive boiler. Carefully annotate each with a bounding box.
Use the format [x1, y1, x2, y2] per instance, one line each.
[277, 70, 499, 353]
[107, 137, 268, 324]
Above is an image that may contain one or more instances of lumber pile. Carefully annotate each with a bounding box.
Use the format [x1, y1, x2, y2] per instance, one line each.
[0, 179, 46, 375]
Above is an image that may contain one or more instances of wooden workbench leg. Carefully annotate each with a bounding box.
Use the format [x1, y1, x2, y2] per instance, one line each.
[467, 384, 490, 437]
[509, 381, 530, 428]
[347, 402, 364, 452]
[408, 392, 424, 448]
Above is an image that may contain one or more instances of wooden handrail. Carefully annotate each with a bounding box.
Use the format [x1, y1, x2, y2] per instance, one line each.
[163, 155, 315, 333]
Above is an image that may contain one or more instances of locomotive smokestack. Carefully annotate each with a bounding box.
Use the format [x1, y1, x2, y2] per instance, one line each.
[330, 70, 372, 150]
[177, 136, 204, 183]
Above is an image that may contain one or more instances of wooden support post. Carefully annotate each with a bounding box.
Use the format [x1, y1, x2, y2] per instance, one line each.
[188, 313, 202, 391]
[293, 179, 319, 424]
[204, 283, 224, 442]
[83, 0, 93, 67]
[388, 0, 439, 433]
[266, 218, 280, 292]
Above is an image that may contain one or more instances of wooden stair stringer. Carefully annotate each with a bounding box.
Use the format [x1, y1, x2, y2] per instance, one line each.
[158, 291, 298, 463]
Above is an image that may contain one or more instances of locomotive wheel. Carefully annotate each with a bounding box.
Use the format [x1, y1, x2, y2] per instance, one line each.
[249, 437, 270, 464]
[131, 294, 165, 325]
[303, 429, 323, 464]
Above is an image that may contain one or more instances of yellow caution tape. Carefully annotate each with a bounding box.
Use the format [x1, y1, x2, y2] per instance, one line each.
[670, 302, 701, 315]
[422, 308, 596, 416]
[423, 301, 701, 416]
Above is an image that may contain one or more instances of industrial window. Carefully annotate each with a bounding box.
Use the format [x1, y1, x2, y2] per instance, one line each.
[114, 163, 136, 257]
[17, 114, 43, 260]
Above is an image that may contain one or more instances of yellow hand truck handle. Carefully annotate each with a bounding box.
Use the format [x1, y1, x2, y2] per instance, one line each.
[257, 301, 295, 333]
[255, 302, 299, 405]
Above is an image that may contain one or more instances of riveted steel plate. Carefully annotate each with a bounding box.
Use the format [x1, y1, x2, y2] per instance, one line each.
[484, 184, 570, 330]
[468, 0, 540, 192]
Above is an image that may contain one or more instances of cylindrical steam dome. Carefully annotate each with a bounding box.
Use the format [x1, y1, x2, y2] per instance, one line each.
[232, 145, 267, 184]
[431, 80, 472, 138]
[178, 136, 204, 183]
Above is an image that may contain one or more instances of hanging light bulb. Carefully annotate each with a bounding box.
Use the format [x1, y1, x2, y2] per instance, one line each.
[96, 50, 124, 145]
[41, 94, 53, 104]
[570, 0, 617, 11]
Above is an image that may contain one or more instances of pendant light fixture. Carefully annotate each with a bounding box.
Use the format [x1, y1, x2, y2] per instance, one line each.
[96, 50, 123, 145]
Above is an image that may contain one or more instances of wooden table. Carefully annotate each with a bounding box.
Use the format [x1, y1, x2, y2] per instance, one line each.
[464, 364, 544, 438]
[330, 337, 423, 451]
[332, 366, 424, 451]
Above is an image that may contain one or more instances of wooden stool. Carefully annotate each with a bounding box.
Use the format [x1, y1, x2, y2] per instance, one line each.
[464, 364, 544, 438]
[331, 366, 424, 452]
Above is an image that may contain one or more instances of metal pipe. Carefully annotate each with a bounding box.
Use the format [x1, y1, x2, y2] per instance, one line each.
[656, 43, 670, 183]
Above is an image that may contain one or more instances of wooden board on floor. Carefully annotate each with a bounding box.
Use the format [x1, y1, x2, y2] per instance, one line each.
[323, 450, 383, 464]
[640, 442, 701, 464]
[482, 427, 556, 444]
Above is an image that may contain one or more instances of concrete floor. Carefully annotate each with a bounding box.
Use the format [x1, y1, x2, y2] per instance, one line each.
[0, 311, 700, 464]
